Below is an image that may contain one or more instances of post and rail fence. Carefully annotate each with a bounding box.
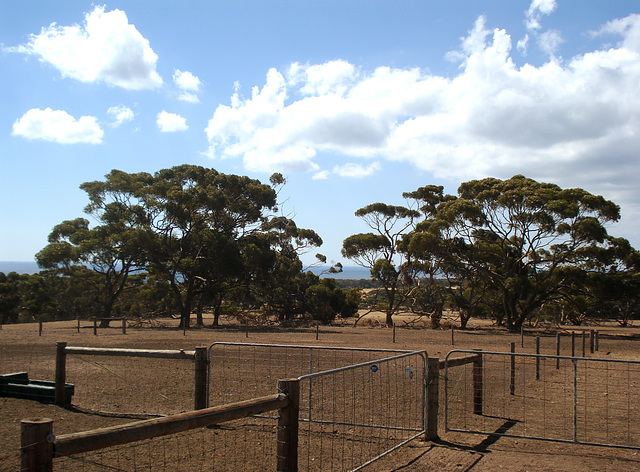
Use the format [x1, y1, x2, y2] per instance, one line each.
[54, 342, 210, 410]
[21, 379, 299, 472]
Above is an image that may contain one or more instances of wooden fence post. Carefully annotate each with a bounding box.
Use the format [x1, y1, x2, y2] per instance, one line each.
[473, 350, 483, 416]
[510, 342, 516, 395]
[122, 318, 127, 335]
[93, 320, 97, 336]
[571, 331, 575, 357]
[38, 318, 43, 337]
[535, 336, 541, 380]
[55, 342, 68, 406]
[21, 418, 54, 472]
[277, 379, 299, 472]
[426, 358, 440, 440]
[582, 331, 586, 357]
[194, 347, 209, 410]
[590, 330, 595, 354]
[451, 326, 455, 346]
[393, 325, 396, 343]
[556, 333, 561, 369]
[595, 330, 599, 352]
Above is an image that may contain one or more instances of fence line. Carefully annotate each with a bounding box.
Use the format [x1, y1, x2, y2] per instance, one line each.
[445, 349, 640, 450]
[21, 379, 298, 472]
[55, 342, 209, 413]
[296, 350, 428, 471]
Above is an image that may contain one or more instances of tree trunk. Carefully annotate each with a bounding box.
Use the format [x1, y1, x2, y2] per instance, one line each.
[196, 295, 204, 327]
[212, 296, 222, 327]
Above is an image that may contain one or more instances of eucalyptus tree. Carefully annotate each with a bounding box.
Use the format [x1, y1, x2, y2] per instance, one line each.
[406, 175, 622, 332]
[558, 236, 640, 326]
[249, 216, 324, 322]
[80, 165, 281, 329]
[36, 215, 144, 323]
[342, 203, 420, 326]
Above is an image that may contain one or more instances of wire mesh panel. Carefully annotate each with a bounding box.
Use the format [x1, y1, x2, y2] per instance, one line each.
[445, 350, 640, 449]
[298, 351, 427, 471]
[65, 352, 196, 415]
[207, 342, 411, 407]
[52, 416, 278, 471]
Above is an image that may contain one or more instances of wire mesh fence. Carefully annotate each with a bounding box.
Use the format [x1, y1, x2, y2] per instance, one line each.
[51, 417, 278, 471]
[445, 349, 640, 449]
[298, 351, 428, 471]
[206, 343, 428, 471]
[206, 342, 413, 406]
[64, 351, 196, 415]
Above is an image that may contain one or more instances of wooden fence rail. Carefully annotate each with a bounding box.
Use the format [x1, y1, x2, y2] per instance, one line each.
[426, 352, 483, 440]
[22, 379, 299, 472]
[54, 342, 209, 409]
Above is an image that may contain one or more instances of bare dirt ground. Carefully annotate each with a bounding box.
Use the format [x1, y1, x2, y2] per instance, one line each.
[2, 313, 640, 471]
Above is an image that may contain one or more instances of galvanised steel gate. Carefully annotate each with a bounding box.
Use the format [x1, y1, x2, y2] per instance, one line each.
[445, 350, 640, 450]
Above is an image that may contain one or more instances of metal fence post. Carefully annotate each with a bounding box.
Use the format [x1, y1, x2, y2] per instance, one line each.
[55, 342, 68, 406]
[426, 358, 440, 440]
[21, 418, 54, 472]
[277, 379, 299, 472]
[510, 342, 516, 395]
[194, 347, 209, 410]
[473, 350, 483, 415]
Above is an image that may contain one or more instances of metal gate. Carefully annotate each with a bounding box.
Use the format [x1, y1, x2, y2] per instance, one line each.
[445, 350, 640, 450]
[206, 342, 427, 471]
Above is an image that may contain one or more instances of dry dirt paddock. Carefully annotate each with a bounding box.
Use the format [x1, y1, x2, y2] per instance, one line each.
[2, 313, 640, 471]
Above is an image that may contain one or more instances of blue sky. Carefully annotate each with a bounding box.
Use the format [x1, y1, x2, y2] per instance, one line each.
[2, 1, 640, 266]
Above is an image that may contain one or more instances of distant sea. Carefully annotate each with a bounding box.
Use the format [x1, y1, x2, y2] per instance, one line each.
[0, 261, 371, 280]
[310, 265, 370, 280]
[0, 261, 40, 274]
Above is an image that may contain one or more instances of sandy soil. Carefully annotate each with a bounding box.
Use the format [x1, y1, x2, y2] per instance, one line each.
[2, 314, 640, 471]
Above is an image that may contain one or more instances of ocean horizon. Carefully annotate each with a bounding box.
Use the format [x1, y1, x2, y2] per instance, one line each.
[0, 261, 371, 280]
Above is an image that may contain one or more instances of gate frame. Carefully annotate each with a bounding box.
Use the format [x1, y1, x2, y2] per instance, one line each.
[444, 349, 640, 451]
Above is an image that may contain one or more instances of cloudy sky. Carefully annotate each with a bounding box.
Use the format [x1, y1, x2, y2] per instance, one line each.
[2, 1, 640, 266]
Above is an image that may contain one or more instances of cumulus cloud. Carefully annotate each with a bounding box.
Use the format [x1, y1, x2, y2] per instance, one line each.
[518, 0, 561, 56]
[525, 0, 557, 31]
[594, 14, 640, 52]
[7, 6, 162, 90]
[173, 69, 202, 102]
[333, 162, 381, 178]
[107, 105, 134, 127]
[157, 111, 188, 132]
[204, 11, 640, 233]
[12, 108, 103, 144]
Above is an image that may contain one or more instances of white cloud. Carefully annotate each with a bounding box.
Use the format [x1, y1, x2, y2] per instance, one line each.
[595, 14, 640, 52]
[525, 0, 557, 31]
[107, 105, 134, 127]
[538, 30, 564, 55]
[12, 108, 103, 144]
[157, 111, 188, 132]
[288, 60, 357, 96]
[312, 170, 331, 180]
[173, 69, 202, 102]
[332, 162, 381, 178]
[204, 12, 640, 240]
[8, 6, 162, 90]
